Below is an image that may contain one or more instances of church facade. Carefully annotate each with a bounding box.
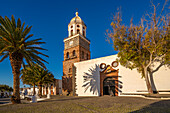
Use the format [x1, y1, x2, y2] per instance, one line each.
[62, 12, 170, 96]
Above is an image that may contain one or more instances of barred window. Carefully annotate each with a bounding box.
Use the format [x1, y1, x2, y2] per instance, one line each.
[73, 50, 76, 56]
[82, 51, 84, 59]
[66, 52, 69, 58]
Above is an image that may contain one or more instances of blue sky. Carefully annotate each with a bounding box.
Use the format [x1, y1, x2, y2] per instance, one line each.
[0, 0, 167, 87]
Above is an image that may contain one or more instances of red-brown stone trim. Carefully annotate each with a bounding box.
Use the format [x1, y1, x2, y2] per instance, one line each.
[100, 61, 119, 96]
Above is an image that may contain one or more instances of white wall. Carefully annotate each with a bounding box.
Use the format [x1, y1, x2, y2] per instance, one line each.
[74, 55, 170, 96]
[119, 65, 147, 94]
[151, 62, 170, 92]
[74, 55, 118, 96]
[29, 87, 39, 95]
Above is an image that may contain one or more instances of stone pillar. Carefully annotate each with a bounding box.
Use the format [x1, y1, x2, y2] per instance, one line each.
[53, 83, 56, 95]
[44, 85, 47, 95]
[42, 86, 44, 95]
[48, 84, 51, 95]
[54, 86, 56, 95]
[47, 84, 51, 98]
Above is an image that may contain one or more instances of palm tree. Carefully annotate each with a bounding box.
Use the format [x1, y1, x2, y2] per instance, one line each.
[36, 69, 54, 97]
[21, 64, 54, 97]
[21, 66, 38, 95]
[0, 15, 48, 103]
[0, 84, 13, 92]
[30, 64, 54, 97]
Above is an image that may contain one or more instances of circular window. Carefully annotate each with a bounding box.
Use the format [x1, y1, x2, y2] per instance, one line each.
[71, 26, 73, 28]
[77, 25, 80, 27]
[100, 63, 106, 69]
[111, 61, 118, 67]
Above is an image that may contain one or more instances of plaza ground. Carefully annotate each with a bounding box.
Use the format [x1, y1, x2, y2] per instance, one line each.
[0, 95, 170, 113]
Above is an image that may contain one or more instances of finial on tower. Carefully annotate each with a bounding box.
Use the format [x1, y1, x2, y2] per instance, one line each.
[76, 8, 78, 16]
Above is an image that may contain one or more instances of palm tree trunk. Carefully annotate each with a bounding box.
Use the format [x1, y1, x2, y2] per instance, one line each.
[38, 84, 42, 97]
[33, 83, 36, 96]
[9, 52, 23, 104]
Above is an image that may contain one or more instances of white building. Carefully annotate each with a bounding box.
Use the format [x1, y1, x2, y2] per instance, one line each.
[21, 79, 62, 96]
[0, 90, 12, 97]
[73, 55, 170, 96]
[42, 79, 62, 95]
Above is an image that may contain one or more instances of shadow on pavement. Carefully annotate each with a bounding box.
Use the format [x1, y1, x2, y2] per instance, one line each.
[131, 100, 170, 113]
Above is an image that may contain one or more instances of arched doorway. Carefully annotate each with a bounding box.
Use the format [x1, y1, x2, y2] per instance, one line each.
[99, 62, 119, 96]
[103, 77, 116, 96]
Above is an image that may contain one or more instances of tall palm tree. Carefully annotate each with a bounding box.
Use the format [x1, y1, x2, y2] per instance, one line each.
[0, 15, 48, 103]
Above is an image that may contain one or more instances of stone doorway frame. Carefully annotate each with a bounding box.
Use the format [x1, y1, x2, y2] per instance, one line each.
[99, 61, 119, 96]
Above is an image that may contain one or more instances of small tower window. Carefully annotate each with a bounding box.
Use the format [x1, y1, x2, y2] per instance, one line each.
[69, 68, 72, 73]
[83, 31, 85, 37]
[71, 26, 73, 28]
[77, 29, 80, 34]
[73, 50, 76, 56]
[71, 30, 73, 36]
[86, 53, 88, 60]
[83, 26, 85, 29]
[82, 51, 84, 59]
[66, 52, 69, 59]
[77, 25, 80, 27]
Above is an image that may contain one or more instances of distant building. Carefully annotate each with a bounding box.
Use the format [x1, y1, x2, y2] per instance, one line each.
[21, 79, 62, 96]
[42, 79, 62, 95]
[0, 90, 12, 98]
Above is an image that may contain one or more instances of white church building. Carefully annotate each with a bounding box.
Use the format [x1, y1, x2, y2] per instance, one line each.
[73, 55, 170, 96]
[62, 12, 170, 97]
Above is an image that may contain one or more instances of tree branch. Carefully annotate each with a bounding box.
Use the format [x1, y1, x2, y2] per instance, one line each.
[152, 62, 164, 73]
[146, 52, 153, 68]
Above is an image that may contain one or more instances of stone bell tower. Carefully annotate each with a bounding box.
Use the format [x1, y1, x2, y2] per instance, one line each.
[62, 12, 90, 95]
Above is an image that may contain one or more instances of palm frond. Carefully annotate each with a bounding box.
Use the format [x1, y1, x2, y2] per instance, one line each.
[4, 16, 13, 34]
[17, 18, 21, 28]
[11, 15, 16, 31]
[26, 46, 47, 51]
[21, 34, 33, 43]
[21, 26, 32, 39]
[28, 49, 49, 57]
[0, 46, 12, 54]
[0, 16, 9, 32]
[0, 53, 9, 62]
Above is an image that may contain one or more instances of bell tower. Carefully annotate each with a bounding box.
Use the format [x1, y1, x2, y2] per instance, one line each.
[62, 12, 90, 95]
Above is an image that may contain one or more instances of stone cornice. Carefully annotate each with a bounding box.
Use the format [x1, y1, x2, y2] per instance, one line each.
[64, 34, 90, 44]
